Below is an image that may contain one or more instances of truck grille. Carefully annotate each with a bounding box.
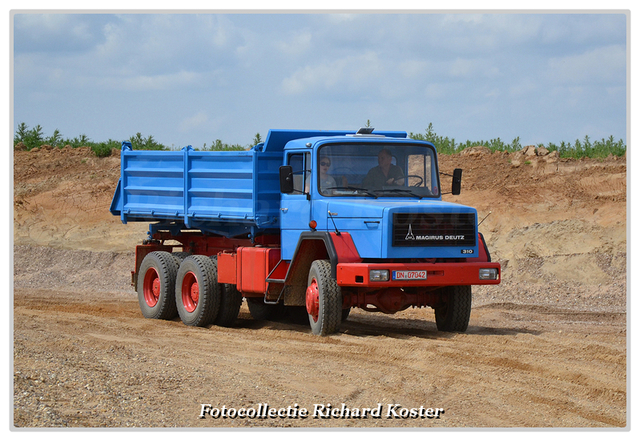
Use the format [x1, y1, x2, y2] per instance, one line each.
[392, 213, 476, 247]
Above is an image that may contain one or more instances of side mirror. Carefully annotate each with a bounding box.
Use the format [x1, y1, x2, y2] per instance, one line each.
[279, 165, 294, 194]
[452, 168, 462, 195]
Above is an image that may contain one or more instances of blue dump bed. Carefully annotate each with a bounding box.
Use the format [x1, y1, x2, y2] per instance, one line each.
[110, 129, 408, 237]
[110, 144, 282, 236]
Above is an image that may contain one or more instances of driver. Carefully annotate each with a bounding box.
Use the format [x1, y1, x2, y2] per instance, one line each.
[362, 149, 404, 188]
[318, 156, 336, 193]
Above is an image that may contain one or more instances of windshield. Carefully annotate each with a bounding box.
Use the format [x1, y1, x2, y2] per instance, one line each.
[317, 143, 440, 198]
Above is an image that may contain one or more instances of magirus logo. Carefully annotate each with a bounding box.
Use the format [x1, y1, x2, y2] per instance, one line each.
[405, 224, 415, 240]
[405, 223, 457, 242]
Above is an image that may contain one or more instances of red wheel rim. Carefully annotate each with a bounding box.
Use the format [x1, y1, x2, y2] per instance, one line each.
[143, 267, 160, 307]
[181, 271, 199, 313]
[306, 278, 319, 322]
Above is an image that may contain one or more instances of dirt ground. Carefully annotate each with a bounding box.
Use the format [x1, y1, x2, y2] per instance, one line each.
[12, 144, 627, 428]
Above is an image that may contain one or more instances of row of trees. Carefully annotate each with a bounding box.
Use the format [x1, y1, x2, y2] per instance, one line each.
[14, 123, 169, 157]
[14, 121, 626, 159]
[409, 123, 626, 158]
[13, 122, 264, 157]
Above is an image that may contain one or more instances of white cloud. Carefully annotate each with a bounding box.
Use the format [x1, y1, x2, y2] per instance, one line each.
[508, 78, 538, 98]
[448, 57, 500, 79]
[546, 45, 626, 84]
[323, 14, 359, 24]
[280, 51, 382, 95]
[398, 60, 429, 78]
[444, 13, 484, 24]
[179, 111, 209, 133]
[484, 88, 501, 99]
[276, 30, 312, 56]
[423, 83, 450, 100]
[96, 70, 202, 91]
[449, 58, 476, 78]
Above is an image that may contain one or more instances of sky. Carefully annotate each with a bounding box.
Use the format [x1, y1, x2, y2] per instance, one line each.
[11, 10, 629, 150]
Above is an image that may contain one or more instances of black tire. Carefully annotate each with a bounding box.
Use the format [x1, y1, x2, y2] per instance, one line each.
[286, 306, 311, 325]
[175, 255, 220, 327]
[306, 260, 342, 336]
[246, 297, 285, 321]
[137, 251, 179, 320]
[434, 285, 472, 332]
[211, 256, 243, 327]
[171, 251, 192, 267]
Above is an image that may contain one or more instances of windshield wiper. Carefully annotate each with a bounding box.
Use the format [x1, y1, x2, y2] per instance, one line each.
[325, 186, 378, 198]
[373, 188, 424, 198]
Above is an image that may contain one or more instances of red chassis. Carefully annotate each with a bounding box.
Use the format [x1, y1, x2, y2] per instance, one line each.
[132, 231, 500, 315]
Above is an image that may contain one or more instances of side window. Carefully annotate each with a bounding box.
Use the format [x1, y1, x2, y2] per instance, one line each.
[288, 152, 310, 194]
[407, 154, 426, 187]
[407, 151, 438, 194]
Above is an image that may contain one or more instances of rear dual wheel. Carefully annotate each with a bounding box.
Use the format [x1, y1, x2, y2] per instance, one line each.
[215, 278, 243, 327]
[138, 251, 180, 320]
[175, 255, 242, 327]
[175, 255, 221, 327]
[138, 252, 241, 328]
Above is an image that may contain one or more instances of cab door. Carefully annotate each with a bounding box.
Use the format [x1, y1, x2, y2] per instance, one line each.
[280, 151, 311, 260]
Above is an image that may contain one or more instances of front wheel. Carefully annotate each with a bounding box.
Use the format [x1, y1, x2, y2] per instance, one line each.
[306, 260, 342, 336]
[434, 285, 472, 332]
[175, 255, 220, 327]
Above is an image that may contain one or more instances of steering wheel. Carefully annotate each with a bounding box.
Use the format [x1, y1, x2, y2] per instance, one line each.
[405, 175, 424, 187]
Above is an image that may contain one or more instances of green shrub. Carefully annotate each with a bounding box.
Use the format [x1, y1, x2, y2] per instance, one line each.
[92, 140, 121, 158]
[13, 123, 169, 155]
[409, 123, 625, 158]
[14, 122, 626, 159]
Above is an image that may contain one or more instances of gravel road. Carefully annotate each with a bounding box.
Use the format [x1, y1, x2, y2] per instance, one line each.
[13, 245, 626, 428]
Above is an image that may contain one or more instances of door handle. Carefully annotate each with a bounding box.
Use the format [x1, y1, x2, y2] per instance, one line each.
[280, 208, 288, 213]
[364, 220, 380, 228]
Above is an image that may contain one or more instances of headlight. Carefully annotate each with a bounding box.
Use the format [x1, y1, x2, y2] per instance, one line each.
[369, 270, 389, 282]
[479, 268, 499, 280]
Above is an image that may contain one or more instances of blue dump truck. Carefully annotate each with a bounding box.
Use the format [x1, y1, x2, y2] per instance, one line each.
[110, 128, 500, 335]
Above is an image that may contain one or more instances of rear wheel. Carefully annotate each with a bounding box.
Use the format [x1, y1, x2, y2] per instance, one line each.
[434, 285, 472, 332]
[171, 251, 192, 267]
[286, 306, 311, 325]
[306, 260, 342, 336]
[213, 259, 243, 328]
[208, 256, 242, 327]
[247, 298, 285, 321]
[137, 251, 179, 320]
[175, 255, 220, 327]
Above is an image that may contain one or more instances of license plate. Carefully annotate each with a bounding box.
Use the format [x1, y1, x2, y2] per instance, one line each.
[392, 270, 427, 280]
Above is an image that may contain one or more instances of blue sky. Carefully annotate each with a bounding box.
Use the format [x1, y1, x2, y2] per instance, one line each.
[12, 11, 628, 150]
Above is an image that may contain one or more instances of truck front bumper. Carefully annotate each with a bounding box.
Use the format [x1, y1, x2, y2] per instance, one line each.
[336, 261, 501, 288]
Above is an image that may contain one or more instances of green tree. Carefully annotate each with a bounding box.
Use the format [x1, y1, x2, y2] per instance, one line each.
[15, 122, 29, 144]
[19, 124, 45, 149]
[48, 129, 63, 147]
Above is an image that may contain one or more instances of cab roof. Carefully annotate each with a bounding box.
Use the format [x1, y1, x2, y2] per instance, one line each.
[259, 129, 408, 152]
